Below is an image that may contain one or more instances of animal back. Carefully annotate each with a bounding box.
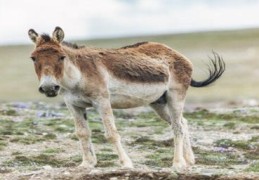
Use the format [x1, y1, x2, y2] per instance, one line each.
[101, 51, 169, 83]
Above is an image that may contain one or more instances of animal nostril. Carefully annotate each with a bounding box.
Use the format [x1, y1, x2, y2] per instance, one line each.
[54, 85, 60, 91]
[39, 86, 45, 93]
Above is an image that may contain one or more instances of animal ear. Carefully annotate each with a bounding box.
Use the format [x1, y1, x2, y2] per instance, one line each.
[52, 26, 64, 43]
[28, 29, 39, 43]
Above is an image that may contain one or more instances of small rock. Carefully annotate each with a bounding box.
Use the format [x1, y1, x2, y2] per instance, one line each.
[109, 177, 118, 180]
[63, 171, 71, 176]
[43, 165, 52, 170]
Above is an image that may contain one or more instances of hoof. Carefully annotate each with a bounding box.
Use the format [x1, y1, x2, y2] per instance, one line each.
[172, 160, 187, 173]
[121, 161, 134, 169]
[185, 154, 195, 166]
[78, 162, 95, 169]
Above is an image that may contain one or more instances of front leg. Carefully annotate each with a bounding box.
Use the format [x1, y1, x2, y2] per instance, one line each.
[94, 98, 133, 168]
[65, 102, 97, 168]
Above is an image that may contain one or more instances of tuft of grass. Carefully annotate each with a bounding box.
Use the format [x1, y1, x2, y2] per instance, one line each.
[92, 131, 107, 144]
[9, 135, 44, 144]
[43, 118, 74, 133]
[249, 136, 259, 142]
[214, 139, 252, 150]
[144, 150, 172, 168]
[130, 136, 173, 148]
[0, 118, 42, 136]
[194, 147, 245, 166]
[69, 133, 79, 141]
[96, 153, 117, 167]
[3, 154, 67, 168]
[42, 148, 63, 155]
[244, 150, 259, 160]
[245, 162, 259, 172]
[11, 151, 22, 156]
[251, 125, 259, 130]
[0, 109, 17, 116]
[0, 140, 7, 150]
[185, 110, 259, 124]
[43, 133, 57, 140]
[223, 122, 236, 129]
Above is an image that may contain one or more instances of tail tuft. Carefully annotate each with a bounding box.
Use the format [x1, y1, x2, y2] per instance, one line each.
[191, 52, 225, 87]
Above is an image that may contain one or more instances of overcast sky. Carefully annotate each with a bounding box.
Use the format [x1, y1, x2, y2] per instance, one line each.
[1, 0, 259, 45]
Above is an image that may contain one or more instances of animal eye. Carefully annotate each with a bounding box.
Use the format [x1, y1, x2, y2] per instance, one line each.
[59, 56, 66, 61]
[31, 57, 36, 62]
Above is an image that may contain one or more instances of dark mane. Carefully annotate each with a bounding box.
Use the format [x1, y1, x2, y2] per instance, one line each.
[40, 33, 84, 49]
[120, 42, 148, 49]
[62, 41, 85, 49]
[41, 34, 51, 42]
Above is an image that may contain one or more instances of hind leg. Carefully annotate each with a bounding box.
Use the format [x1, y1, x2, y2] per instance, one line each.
[167, 89, 186, 171]
[150, 103, 171, 124]
[150, 103, 195, 167]
[182, 117, 195, 165]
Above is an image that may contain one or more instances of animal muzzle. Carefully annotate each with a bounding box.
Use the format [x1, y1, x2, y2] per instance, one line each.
[39, 75, 60, 97]
[39, 85, 60, 97]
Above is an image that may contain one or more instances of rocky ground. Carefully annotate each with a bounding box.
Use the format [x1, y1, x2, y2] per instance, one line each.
[0, 102, 258, 180]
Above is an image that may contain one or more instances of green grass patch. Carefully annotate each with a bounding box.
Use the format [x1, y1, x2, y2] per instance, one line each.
[194, 147, 245, 166]
[144, 149, 172, 168]
[0, 118, 43, 136]
[11, 151, 22, 156]
[131, 136, 173, 148]
[42, 118, 74, 132]
[3, 154, 67, 168]
[223, 122, 236, 129]
[0, 140, 7, 150]
[43, 133, 57, 140]
[9, 135, 44, 144]
[214, 139, 252, 150]
[96, 153, 117, 167]
[185, 110, 259, 124]
[249, 136, 259, 142]
[42, 148, 63, 155]
[0, 109, 17, 116]
[245, 162, 259, 172]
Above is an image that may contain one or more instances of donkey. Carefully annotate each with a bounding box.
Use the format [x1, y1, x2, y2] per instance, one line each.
[28, 27, 225, 171]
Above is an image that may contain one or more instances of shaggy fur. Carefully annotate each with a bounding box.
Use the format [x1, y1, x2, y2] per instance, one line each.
[28, 27, 225, 172]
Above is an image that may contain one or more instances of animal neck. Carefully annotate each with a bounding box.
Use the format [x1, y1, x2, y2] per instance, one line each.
[59, 46, 82, 90]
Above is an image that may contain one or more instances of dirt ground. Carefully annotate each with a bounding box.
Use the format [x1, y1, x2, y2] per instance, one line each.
[0, 102, 258, 180]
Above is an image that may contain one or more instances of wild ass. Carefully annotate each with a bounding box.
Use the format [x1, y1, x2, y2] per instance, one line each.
[28, 27, 225, 171]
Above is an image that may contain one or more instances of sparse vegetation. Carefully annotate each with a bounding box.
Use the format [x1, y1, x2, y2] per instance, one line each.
[0, 102, 258, 179]
[214, 139, 252, 150]
[0, 140, 7, 150]
[246, 162, 259, 172]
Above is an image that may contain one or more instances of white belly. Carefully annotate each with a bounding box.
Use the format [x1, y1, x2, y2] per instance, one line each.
[108, 77, 168, 109]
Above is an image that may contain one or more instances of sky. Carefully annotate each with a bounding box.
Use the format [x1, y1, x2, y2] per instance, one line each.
[1, 0, 259, 45]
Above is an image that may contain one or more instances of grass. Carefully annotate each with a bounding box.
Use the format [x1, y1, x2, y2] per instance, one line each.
[245, 162, 259, 172]
[0, 109, 17, 116]
[3, 154, 67, 168]
[185, 109, 259, 124]
[1, 28, 259, 101]
[96, 153, 117, 167]
[0, 102, 258, 177]
[194, 147, 245, 166]
[0, 140, 7, 150]
[214, 139, 252, 150]
[9, 135, 45, 145]
[42, 148, 64, 155]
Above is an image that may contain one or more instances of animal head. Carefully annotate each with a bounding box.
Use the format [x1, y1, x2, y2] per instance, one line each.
[28, 27, 66, 97]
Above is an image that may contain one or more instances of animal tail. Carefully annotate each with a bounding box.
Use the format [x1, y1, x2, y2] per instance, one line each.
[191, 52, 226, 87]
